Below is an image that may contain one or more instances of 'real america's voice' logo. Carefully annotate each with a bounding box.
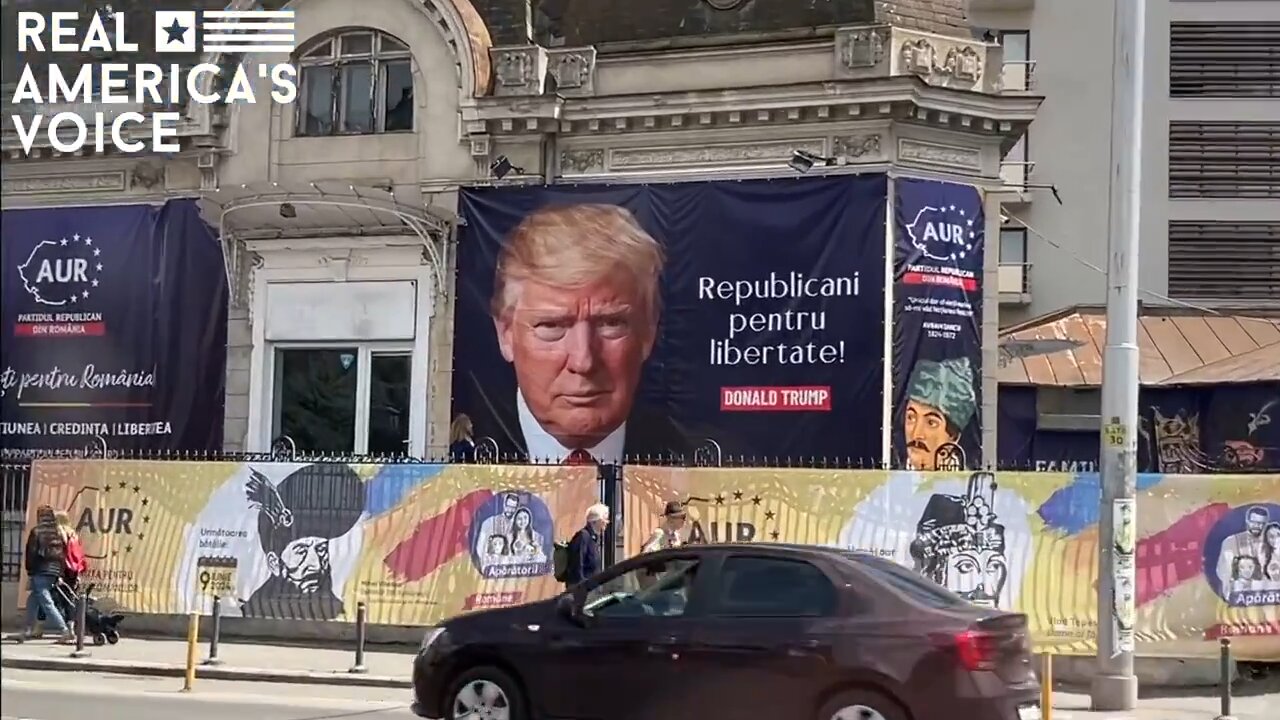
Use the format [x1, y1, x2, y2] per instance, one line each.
[17, 234, 104, 307]
[904, 204, 979, 263]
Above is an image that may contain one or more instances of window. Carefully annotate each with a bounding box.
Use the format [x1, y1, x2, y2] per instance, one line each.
[584, 558, 700, 618]
[272, 346, 413, 455]
[295, 30, 414, 136]
[714, 557, 836, 617]
[848, 554, 971, 610]
[999, 31, 1029, 63]
[999, 227, 1028, 265]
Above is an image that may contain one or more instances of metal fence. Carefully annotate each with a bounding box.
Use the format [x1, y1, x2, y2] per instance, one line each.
[0, 444, 1201, 581]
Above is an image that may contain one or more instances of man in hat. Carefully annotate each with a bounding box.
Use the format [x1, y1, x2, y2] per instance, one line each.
[242, 464, 366, 621]
[902, 357, 977, 471]
[641, 501, 688, 554]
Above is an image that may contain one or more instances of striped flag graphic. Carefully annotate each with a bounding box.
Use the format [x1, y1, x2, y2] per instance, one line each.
[200, 9, 296, 54]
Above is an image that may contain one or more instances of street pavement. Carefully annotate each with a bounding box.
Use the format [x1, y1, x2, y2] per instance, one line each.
[0, 668, 414, 720]
[1, 636, 1275, 718]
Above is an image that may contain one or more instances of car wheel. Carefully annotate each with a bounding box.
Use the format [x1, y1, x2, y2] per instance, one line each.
[819, 689, 908, 720]
[446, 665, 526, 720]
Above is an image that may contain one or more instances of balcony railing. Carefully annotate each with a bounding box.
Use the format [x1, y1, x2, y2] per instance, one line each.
[998, 262, 1032, 301]
[1001, 60, 1037, 92]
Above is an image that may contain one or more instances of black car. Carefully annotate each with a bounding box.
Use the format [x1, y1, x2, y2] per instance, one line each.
[413, 543, 1041, 720]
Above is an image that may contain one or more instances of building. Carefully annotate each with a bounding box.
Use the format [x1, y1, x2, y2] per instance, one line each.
[965, 0, 1280, 471]
[969, 0, 1280, 322]
[2, 0, 1038, 464]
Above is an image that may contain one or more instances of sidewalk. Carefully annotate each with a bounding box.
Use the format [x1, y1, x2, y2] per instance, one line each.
[0, 635, 412, 688]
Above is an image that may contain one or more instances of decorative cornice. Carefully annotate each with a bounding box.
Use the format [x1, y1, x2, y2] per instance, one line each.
[2, 171, 127, 195]
[834, 25, 890, 75]
[548, 47, 597, 97]
[490, 45, 549, 97]
[898, 138, 982, 171]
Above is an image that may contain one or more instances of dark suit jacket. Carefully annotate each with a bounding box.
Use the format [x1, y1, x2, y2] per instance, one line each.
[565, 525, 602, 585]
[471, 400, 694, 464]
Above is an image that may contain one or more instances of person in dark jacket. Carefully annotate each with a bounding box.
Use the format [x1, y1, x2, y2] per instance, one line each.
[564, 503, 609, 589]
[16, 505, 72, 643]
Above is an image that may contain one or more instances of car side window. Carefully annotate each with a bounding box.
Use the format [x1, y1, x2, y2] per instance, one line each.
[714, 556, 837, 617]
[852, 555, 970, 610]
[583, 558, 701, 619]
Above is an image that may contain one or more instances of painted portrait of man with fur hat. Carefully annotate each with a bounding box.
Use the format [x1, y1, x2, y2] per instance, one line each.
[901, 357, 977, 471]
[241, 464, 366, 621]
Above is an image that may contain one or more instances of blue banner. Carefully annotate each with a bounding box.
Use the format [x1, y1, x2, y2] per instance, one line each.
[453, 176, 888, 463]
[892, 179, 985, 470]
[1140, 382, 1280, 473]
[1, 200, 227, 454]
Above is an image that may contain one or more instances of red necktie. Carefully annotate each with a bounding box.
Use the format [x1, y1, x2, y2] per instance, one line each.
[565, 449, 596, 466]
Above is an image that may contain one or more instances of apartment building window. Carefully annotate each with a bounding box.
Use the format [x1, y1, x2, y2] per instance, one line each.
[1000, 227, 1028, 266]
[999, 30, 1032, 92]
[1169, 122, 1280, 198]
[296, 30, 415, 136]
[1168, 221, 1280, 301]
[1170, 22, 1280, 98]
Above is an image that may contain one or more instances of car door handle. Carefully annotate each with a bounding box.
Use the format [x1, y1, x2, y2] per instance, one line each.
[646, 635, 681, 654]
[787, 639, 828, 657]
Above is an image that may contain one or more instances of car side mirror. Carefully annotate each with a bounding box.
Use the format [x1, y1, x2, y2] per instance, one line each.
[556, 592, 588, 627]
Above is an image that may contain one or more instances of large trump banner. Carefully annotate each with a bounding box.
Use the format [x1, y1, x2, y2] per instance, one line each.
[22, 461, 598, 624]
[1, 200, 228, 454]
[623, 467, 1280, 660]
[452, 176, 888, 464]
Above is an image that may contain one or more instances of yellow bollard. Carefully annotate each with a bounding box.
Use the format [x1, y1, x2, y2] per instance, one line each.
[182, 612, 199, 692]
[1041, 651, 1053, 720]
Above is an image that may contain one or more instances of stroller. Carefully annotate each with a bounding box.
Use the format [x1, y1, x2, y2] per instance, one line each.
[38, 577, 125, 645]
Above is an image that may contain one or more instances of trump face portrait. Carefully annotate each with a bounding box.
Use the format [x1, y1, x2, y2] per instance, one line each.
[490, 204, 666, 462]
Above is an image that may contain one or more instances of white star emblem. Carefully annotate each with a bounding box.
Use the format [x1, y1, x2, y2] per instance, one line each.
[949, 205, 957, 212]
[60, 237, 68, 246]
[91, 279, 99, 287]
[93, 248, 101, 257]
[96, 263, 103, 272]
[70, 295, 78, 303]
[969, 231, 976, 239]
[967, 218, 974, 227]
[81, 290, 90, 299]
[84, 236, 93, 246]
[73, 234, 81, 242]
[958, 208, 966, 216]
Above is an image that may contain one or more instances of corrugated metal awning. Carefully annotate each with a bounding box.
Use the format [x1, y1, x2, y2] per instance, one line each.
[999, 306, 1280, 386]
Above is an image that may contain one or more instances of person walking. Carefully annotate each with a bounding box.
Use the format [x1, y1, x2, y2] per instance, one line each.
[641, 501, 687, 553]
[449, 414, 477, 463]
[564, 504, 609, 589]
[55, 510, 88, 585]
[14, 506, 73, 643]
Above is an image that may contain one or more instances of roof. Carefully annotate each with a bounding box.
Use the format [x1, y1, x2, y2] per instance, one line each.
[999, 305, 1280, 387]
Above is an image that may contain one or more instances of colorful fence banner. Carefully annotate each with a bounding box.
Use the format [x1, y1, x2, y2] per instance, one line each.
[21, 461, 598, 624]
[1, 200, 228, 454]
[623, 466, 1280, 659]
[892, 179, 985, 470]
[453, 176, 888, 464]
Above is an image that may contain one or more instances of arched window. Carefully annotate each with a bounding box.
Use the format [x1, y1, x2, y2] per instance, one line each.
[295, 30, 414, 137]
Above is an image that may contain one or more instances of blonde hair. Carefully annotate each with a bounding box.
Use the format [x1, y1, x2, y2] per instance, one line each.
[585, 503, 610, 523]
[54, 510, 76, 539]
[450, 414, 474, 444]
[491, 204, 666, 320]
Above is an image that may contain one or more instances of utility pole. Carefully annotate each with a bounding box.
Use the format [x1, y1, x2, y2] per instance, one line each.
[1092, 0, 1144, 712]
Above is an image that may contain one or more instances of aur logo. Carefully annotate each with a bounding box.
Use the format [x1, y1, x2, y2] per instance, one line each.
[17, 234, 104, 307]
[682, 489, 783, 544]
[904, 203, 979, 263]
[65, 480, 154, 560]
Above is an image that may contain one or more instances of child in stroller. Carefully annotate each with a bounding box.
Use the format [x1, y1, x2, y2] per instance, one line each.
[38, 574, 125, 646]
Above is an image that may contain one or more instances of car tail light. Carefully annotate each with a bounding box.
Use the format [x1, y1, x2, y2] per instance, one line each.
[953, 629, 1002, 672]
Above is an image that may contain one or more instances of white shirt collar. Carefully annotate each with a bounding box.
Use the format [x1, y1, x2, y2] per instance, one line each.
[516, 390, 625, 465]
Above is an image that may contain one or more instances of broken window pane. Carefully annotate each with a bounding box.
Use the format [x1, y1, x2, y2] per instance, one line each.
[383, 61, 413, 131]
